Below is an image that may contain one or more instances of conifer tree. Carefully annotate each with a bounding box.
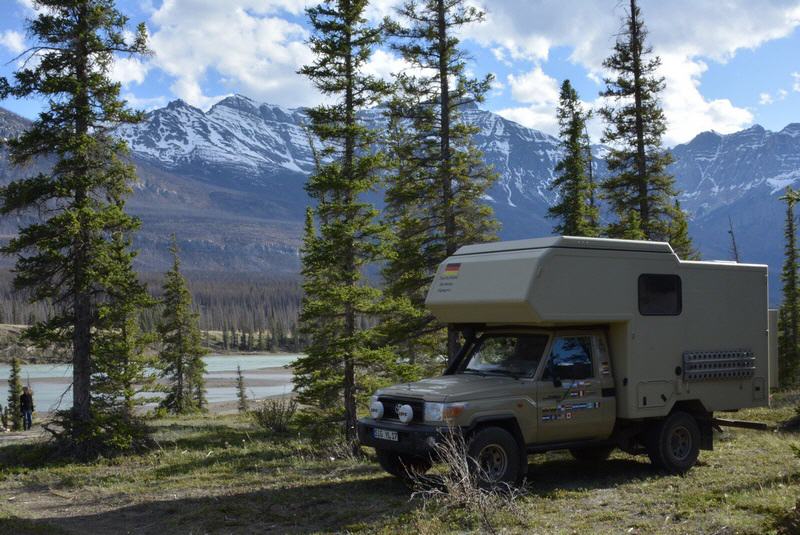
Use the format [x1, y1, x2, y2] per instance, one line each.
[583, 124, 600, 230]
[6, 357, 23, 431]
[236, 365, 248, 413]
[384, 0, 499, 365]
[0, 0, 149, 452]
[779, 188, 800, 387]
[599, 0, 693, 255]
[296, 0, 399, 444]
[727, 215, 741, 263]
[91, 230, 155, 449]
[158, 237, 207, 414]
[548, 80, 599, 237]
[668, 200, 699, 259]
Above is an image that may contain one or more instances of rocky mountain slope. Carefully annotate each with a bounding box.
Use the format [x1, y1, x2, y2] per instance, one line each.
[1, 95, 798, 302]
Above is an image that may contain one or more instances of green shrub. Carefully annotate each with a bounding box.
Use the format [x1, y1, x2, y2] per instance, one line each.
[251, 396, 297, 433]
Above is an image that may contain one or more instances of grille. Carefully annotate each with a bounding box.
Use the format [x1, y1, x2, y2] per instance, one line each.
[377, 396, 425, 423]
[682, 350, 755, 382]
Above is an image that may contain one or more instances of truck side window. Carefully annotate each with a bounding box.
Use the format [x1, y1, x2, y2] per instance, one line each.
[543, 336, 594, 380]
[638, 274, 682, 316]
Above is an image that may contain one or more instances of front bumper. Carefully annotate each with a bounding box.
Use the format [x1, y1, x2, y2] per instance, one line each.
[357, 418, 457, 456]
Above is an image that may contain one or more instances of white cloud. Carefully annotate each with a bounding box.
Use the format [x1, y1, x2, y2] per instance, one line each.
[110, 57, 150, 86]
[0, 30, 25, 55]
[147, 0, 316, 109]
[506, 66, 559, 106]
[496, 66, 561, 134]
[468, 0, 800, 144]
[121, 92, 168, 111]
[793, 72, 800, 93]
[759, 88, 789, 106]
[363, 49, 409, 81]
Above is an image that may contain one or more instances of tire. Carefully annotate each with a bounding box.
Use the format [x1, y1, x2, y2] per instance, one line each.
[375, 449, 431, 479]
[646, 411, 701, 474]
[466, 426, 523, 486]
[569, 446, 614, 462]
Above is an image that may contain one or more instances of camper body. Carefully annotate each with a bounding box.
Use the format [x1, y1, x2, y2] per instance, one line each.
[357, 237, 771, 483]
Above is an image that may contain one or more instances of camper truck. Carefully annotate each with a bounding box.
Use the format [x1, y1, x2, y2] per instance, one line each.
[357, 237, 772, 484]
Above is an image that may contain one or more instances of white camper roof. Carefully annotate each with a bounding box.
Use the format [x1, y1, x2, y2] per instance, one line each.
[454, 236, 675, 256]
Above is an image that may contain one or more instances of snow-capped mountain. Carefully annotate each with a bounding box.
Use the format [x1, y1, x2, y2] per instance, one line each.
[672, 123, 800, 216]
[1, 96, 798, 302]
[117, 95, 315, 176]
[116, 95, 584, 243]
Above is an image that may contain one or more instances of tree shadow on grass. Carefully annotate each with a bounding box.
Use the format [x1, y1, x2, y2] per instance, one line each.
[17, 472, 414, 535]
[0, 440, 67, 471]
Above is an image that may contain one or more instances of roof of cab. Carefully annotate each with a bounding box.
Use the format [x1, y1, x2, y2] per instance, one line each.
[453, 236, 675, 256]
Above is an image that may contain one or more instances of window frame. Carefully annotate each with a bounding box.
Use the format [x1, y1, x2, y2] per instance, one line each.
[637, 273, 683, 316]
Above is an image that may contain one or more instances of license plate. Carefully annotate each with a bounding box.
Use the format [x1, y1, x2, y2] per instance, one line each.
[373, 428, 398, 441]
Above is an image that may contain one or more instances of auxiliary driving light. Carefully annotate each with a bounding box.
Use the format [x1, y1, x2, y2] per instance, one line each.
[369, 400, 384, 419]
[397, 404, 413, 424]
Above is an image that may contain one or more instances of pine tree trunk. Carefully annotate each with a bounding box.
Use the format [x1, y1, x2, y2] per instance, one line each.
[629, 0, 650, 238]
[436, 0, 460, 364]
[72, 4, 92, 436]
[342, 13, 358, 446]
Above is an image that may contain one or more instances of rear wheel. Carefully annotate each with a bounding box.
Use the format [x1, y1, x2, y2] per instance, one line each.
[569, 446, 614, 462]
[375, 449, 431, 479]
[646, 411, 700, 474]
[466, 426, 523, 486]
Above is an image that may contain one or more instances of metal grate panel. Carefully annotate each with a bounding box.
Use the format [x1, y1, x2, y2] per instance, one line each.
[682, 350, 755, 382]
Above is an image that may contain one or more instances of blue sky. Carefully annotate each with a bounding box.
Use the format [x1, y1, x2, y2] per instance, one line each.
[1, 0, 800, 146]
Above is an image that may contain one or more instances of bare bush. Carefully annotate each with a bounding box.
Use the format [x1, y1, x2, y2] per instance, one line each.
[409, 428, 526, 534]
[251, 396, 297, 433]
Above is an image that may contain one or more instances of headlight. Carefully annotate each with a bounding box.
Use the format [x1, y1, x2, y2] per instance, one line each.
[424, 402, 466, 422]
[424, 402, 444, 422]
[369, 399, 384, 419]
[397, 404, 413, 424]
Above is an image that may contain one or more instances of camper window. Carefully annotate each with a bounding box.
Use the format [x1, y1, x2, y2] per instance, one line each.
[638, 274, 682, 316]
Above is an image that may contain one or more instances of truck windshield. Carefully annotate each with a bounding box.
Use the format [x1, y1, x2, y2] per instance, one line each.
[461, 334, 549, 377]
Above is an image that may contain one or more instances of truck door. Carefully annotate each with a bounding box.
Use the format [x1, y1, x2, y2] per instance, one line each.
[536, 333, 611, 443]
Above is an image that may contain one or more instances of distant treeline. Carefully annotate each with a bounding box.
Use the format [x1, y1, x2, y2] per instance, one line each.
[0, 270, 303, 346]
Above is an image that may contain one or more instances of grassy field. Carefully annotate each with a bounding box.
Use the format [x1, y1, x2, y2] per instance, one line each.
[0, 394, 799, 534]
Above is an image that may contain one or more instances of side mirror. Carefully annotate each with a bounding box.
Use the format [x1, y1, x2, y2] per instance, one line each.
[546, 360, 562, 387]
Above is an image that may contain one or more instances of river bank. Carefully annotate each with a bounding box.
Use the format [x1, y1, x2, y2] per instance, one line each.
[0, 354, 299, 415]
[0, 324, 300, 364]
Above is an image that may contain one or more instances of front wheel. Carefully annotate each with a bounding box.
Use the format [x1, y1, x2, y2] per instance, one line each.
[466, 426, 524, 486]
[375, 449, 431, 479]
[646, 411, 700, 474]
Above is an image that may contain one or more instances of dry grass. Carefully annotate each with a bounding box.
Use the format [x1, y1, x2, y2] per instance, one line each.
[409, 429, 526, 535]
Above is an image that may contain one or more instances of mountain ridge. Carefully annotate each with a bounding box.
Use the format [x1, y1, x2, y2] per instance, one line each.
[0, 98, 797, 302]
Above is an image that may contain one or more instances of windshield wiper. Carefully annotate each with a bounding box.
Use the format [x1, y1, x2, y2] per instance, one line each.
[462, 369, 487, 376]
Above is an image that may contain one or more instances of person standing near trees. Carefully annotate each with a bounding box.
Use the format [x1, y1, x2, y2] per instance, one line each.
[20, 386, 33, 431]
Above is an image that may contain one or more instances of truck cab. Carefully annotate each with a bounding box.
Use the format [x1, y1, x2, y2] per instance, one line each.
[359, 326, 630, 484]
[357, 236, 771, 484]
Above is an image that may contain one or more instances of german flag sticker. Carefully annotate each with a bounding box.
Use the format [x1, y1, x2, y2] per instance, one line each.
[442, 263, 461, 277]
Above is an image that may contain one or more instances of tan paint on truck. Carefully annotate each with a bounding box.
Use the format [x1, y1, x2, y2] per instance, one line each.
[425, 236, 770, 419]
